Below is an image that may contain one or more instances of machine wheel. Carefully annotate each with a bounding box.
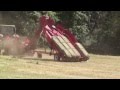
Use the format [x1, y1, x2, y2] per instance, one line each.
[54, 54, 60, 61]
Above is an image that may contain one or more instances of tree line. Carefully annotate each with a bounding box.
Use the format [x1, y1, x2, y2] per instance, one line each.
[0, 11, 120, 55]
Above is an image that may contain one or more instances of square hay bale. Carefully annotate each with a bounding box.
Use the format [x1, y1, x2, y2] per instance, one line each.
[52, 36, 72, 57]
[64, 50, 72, 57]
[57, 36, 65, 43]
[61, 35, 70, 43]
[62, 42, 70, 49]
[72, 48, 80, 56]
[76, 43, 88, 56]
[68, 49, 76, 56]
[63, 42, 80, 57]
[61, 42, 76, 56]
[67, 42, 75, 49]
[52, 36, 60, 43]
[56, 42, 65, 50]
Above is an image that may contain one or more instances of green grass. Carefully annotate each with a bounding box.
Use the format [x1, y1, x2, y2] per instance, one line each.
[0, 54, 120, 79]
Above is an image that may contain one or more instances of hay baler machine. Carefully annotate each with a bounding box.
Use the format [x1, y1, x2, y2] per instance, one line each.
[35, 16, 90, 61]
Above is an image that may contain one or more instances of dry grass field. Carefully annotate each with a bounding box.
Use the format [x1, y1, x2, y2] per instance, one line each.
[0, 54, 120, 79]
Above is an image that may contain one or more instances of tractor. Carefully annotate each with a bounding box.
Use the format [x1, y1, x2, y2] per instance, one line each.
[0, 25, 30, 55]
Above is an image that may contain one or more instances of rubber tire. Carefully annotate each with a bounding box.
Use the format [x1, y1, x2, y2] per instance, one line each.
[54, 54, 60, 61]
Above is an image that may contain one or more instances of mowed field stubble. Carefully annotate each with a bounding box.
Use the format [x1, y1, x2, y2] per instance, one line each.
[0, 54, 120, 79]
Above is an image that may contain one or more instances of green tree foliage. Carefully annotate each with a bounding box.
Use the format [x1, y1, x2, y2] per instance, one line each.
[57, 11, 89, 45]
[72, 11, 89, 45]
[57, 11, 74, 28]
[0, 11, 41, 36]
[47, 11, 59, 22]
